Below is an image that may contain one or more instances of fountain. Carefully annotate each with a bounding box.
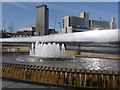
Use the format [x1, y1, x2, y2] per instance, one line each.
[17, 41, 75, 62]
[2, 29, 120, 89]
[30, 41, 65, 58]
[14, 29, 119, 71]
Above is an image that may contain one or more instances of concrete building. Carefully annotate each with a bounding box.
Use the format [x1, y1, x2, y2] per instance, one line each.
[62, 12, 89, 33]
[35, 5, 49, 36]
[49, 29, 58, 35]
[12, 31, 34, 37]
[89, 17, 116, 30]
[11, 27, 36, 37]
[5, 27, 35, 38]
[18, 27, 35, 32]
[62, 12, 116, 33]
[110, 18, 116, 29]
[0, 29, 11, 38]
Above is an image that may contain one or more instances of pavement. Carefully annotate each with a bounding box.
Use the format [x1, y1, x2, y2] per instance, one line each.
[1, 79, 103, 90]
[1, 79, 74, 90]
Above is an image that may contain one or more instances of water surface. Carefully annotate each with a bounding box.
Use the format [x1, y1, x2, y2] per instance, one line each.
[2, 55, 119, 71]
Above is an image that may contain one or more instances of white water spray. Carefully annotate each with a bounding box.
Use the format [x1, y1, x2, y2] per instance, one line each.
[30, 42, 65, 58]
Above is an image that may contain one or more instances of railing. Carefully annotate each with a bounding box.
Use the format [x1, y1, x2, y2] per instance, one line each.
[1, 63, 120, 89]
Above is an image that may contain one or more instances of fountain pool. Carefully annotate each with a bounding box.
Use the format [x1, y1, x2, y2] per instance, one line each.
[2, 55, 119, 71]
[16, 41, 75, 62]
[13, 41, 119, 71]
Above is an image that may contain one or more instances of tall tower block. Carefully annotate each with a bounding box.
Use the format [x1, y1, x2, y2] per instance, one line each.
[35, 5, 49, 36]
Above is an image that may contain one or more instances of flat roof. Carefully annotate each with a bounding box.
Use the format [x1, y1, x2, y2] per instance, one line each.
[36, 4, 47, 8]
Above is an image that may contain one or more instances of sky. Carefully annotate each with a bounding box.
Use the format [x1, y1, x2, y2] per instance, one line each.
[2, 2, 118, 33]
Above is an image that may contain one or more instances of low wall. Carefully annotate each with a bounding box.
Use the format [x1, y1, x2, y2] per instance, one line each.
[1, 46, 30, 55]
[75, 55, 120, 60]
[61, 50, 80, 56]
[0, 46, 30, 53]
[1, 46, 80, 56]
[1, 63, 120, 89]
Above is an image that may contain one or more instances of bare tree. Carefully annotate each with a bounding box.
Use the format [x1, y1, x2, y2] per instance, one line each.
[2, 20, 5, 30]
[7, 23, 15, 33]
[1, 20, 6, 30]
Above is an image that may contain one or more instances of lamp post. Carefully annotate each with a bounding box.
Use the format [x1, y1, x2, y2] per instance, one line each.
[54, 17, 57, 30]
[99, 17, 102, 30]
[58, 22, 61, 31]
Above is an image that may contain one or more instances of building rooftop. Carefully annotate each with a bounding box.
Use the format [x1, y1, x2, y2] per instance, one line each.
[36, 4, 47, 8]
[90, 19, 110, 23]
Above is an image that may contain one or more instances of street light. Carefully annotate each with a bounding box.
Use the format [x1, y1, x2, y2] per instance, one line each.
[99, 17, 102, 30]
[58, 22, 61, 31]
[54, 17, 57, 30]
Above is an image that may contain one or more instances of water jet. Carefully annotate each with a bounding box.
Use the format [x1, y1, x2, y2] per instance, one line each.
[17, 41, 75, 62]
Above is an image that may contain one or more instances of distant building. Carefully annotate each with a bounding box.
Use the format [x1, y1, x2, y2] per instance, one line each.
[12, 31, 34, 37]
[35, 5, 49, 36]
[18, 27, 35, 32]
[62, 12, 89, 33]
[0, 29, 12, 38]
[110, 18, 116, 29]
[62, 12, 116, 33]
[49, 29, 58, 35]
[10, 27, 36, 37]
[7, 27, 35, 38]
[89, 17, 116, 30]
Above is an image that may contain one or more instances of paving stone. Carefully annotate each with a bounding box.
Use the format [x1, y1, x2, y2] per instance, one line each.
[2, 80, 15, 88]
[2, 80, 70, 89]
[6, 82, 31, 88]
[27, 85, 48, 88]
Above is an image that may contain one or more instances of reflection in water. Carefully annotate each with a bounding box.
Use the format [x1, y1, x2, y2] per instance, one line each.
[1, 55, 119, 71]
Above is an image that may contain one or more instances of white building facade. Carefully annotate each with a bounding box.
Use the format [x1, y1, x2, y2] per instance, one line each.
[62, 12, 116, 33]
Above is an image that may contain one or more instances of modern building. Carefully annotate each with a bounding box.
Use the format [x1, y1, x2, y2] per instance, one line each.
[62, 12, 116, 33]
[0, 29, 11, 38]
[110, 18, 116, 29]
[49, 29, 58, 35]
[62, 12, 89, 33]
[10, 27, 36, 37]
[4, 27, 35, 38]
[14, 31, 34, 37]
[35, 5, 49, 36]
[89, 17, 116, 30]
[18, 27, 35, 32]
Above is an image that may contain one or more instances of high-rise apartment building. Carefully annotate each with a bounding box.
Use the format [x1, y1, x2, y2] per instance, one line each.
[35, 5, 49, 36]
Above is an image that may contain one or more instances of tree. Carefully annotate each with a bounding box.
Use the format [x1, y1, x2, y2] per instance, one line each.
[7, 23, 15, 33]
[1, 20, 6, 30]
